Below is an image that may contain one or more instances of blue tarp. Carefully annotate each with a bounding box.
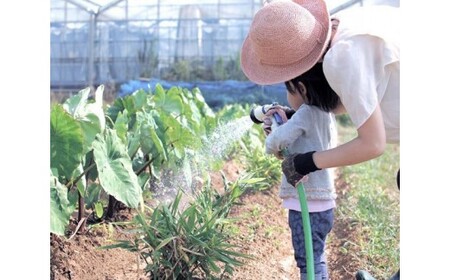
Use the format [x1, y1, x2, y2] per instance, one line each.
[118, 78, 288, 110]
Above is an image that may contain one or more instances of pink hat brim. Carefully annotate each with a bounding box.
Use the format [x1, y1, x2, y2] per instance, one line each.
[241, 0, 331, 85]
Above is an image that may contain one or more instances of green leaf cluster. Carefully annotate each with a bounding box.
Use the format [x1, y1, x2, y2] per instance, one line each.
[50, 84, 218, 236]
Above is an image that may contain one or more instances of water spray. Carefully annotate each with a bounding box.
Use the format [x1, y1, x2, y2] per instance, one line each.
[250, 104, 315, 280]
[150, 116, 254, 207]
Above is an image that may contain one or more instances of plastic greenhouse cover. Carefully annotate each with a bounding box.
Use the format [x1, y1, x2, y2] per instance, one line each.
[117, 78, 289, 109]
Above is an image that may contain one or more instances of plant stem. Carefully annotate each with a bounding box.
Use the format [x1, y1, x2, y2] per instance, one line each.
[77, 192, 86, 233]
[77, 155, 94, 233]
[136, 154, 159, 176]
[66, 162, 97, 189]
[106, 195, 117, 220]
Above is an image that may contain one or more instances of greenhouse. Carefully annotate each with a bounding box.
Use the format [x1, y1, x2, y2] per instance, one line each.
[50, 0, 364, 101]
[50, 1, 400, 279]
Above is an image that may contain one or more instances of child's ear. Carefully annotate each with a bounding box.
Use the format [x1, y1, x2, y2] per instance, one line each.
[297, 82, 307, 98]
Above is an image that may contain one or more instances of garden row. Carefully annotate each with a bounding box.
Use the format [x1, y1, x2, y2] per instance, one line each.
[50, 84, 283, 279]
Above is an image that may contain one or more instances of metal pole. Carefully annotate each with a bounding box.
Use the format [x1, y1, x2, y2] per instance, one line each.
[157, 0, 161, 76]
[88, 13, 97, 89]
[98, 0, 125, 14]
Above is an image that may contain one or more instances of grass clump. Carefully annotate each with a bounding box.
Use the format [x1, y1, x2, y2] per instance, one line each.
[336, 124, 400, 279]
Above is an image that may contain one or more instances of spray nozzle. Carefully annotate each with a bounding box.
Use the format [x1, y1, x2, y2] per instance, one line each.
[249, 103, 284, 126]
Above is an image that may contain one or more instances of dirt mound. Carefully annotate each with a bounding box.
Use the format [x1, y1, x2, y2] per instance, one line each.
[50, 161, 360, 280]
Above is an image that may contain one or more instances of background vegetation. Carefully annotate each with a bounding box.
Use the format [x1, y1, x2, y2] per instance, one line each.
[334, 124, 400, 279]
[50, 85, 399, 279]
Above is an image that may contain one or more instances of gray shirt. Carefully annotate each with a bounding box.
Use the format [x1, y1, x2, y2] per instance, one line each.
[265, 104, 337, 200]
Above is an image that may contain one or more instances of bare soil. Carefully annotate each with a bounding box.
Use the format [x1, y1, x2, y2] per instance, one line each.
[50, 160, 361, 280]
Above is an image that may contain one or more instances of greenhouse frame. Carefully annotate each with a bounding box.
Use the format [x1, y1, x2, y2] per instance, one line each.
[50, 0, 363, 94]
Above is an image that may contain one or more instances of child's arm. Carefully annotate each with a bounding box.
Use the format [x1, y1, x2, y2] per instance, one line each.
[265, 106, 310, 157]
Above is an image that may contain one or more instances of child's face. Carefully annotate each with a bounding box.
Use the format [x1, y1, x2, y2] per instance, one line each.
[286, 82, 306, 111]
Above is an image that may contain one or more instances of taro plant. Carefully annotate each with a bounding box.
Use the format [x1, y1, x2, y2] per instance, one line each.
[51, 86, 142, 235]
[106, 84, 217, 178]
[104, 84, 217, 217]
[102, 172, 264, 279]
[50, 84, 219, 236]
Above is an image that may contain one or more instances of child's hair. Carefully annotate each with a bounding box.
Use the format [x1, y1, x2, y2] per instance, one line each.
[284, 63, 340, 112]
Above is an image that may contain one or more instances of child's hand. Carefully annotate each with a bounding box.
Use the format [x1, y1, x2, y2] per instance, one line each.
[265, 105, 289, 123]
[262, 105, 290, 136]
[262, 117, 273, 136]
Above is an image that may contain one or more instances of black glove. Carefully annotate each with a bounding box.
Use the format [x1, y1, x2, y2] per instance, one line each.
[282, 151, 320, 187]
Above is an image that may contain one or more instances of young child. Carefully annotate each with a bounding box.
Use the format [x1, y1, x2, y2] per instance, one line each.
[241, 2, 400, 278]
[263, 62, 338, 280]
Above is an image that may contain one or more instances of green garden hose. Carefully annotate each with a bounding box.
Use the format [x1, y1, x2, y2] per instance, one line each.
[295, 180, 314, 280]
[282, 148, 314, 280]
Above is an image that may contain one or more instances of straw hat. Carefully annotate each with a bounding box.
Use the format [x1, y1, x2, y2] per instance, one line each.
[241, 0, 331, 85]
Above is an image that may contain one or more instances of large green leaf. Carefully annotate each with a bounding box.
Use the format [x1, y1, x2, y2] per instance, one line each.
[191, 88, 215, 118]
[62, 87, 90, 115]
[50, 172, 73, 236]
[141, 126, 167, 162]
[107, 89, 148, 124]
[191, 88, 217, 135]
[114, 110, 129, 145]
[128, 130, 142, 159]
[127, 116, 142, 159]
[154, 84, 183, 115]
[152, 111, 199, 160]
[122, 89, 148, 115]
[63, 86, 106, 153]
[138, 111, 167, 161]
[50, 105, 84, 181]
[115, 109, 142, 160]
[93, 128, 142, 208]
[186, 99, 202, 127]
